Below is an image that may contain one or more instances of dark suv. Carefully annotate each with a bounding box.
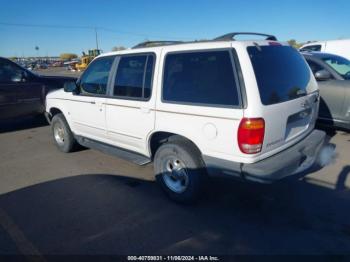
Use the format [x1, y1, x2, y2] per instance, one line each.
[0, 57, 76, 120]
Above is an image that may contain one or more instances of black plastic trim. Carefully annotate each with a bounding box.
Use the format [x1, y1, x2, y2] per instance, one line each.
[75, 135, 151, 166]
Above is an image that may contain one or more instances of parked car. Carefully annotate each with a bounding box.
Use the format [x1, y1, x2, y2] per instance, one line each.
[52, 61, 63, 67]
[46, 33, 326, 202]
[302, 52, 350, 130]
[35, 63, 48, 70]
[300, 39, 350, 60]
[0, 57, 76, 120]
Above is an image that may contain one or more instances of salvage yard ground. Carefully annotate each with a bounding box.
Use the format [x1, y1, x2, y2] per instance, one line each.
[33, 67, 82, 78]
[0, 115, 349, 255]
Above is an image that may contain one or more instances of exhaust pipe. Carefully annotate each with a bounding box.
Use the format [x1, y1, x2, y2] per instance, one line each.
[316, 144, 336, 167]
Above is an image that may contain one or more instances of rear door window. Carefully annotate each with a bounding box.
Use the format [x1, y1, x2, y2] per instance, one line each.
[248, 45, 311, 105]
[162, 50, 240, 107]
[113, 54, 154, 100]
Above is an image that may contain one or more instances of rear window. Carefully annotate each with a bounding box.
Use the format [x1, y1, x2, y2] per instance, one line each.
[162, 50, 240, 107]
[248, 45, 311, 105]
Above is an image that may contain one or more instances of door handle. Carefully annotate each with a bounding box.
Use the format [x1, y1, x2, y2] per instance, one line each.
[90, 101, 96, 104]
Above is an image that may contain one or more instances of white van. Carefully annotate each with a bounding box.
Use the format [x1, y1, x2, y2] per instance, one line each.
[300, 39, 350, 60]
[45, 32, 326, 203]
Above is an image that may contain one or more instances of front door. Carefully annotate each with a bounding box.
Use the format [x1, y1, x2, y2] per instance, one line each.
[318, 81, 346, 121]
[306, 59, 346, 121]
[68, 56, 116, 141]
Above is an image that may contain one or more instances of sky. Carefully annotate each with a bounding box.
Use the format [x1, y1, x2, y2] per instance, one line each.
[0, 0, 349, 57]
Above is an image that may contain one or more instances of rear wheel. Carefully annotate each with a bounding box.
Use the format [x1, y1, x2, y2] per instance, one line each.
[51, 113, 76, 153]
[154, 139, 206, 203]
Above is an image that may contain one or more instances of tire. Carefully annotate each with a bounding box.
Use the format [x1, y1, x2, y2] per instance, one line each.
[154, 139, 206, 203]
[51, 113, 76, 153]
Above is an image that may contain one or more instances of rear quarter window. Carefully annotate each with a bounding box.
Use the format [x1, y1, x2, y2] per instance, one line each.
[300, 45, 322, 52]
[248, 45, 311, 105]
[162, 50, 240, 107]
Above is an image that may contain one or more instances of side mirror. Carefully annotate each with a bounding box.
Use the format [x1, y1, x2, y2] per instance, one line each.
[315, 69, 331, 81]
[11, 75, 22, 83]
[11, 71, 27, 83]
[64, 81, 79, 94]
[21, 71, 30, 82]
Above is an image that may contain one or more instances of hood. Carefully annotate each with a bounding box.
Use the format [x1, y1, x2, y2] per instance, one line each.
[46, 88, 67, 99]
[38, 75, 77, 82]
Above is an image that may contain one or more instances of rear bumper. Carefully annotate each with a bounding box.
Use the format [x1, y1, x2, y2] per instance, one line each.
[203, 129, 326, 183]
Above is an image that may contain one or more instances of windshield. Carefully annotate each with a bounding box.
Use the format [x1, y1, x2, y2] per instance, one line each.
[248, 45, 311, 105]
[322, 56, 350, 79]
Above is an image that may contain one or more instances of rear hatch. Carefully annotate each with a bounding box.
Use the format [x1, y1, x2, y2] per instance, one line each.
[247, 43, 319, 156]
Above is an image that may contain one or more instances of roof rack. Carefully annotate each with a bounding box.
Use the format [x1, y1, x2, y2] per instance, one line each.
[131, 32, 278, 49]
[132, 41, 183, 49]
[214, 32, 277, 41]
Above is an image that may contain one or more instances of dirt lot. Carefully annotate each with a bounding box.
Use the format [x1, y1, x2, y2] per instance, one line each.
[0, 116, 349, 256]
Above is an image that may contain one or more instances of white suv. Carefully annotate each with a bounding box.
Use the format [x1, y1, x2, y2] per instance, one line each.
[46, 32, 326, 202]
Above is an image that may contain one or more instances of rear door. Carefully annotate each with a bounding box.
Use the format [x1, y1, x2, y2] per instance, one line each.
[105, 53, 156, 155]
[318, 81, 347, 122]
[247, 44, 319, 156]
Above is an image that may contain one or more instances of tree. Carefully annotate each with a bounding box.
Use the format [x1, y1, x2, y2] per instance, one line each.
[60, 53, 78, 60]
[287, 39, 303, 49]
[112, 46, 127, 51]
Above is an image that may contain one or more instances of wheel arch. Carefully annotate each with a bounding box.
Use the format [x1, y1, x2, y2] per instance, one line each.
[148, 131, 202, 160]
[47, 107, 63, 120]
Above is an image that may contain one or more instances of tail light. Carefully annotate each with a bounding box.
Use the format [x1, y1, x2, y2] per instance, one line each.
[238, 118, 265, 154]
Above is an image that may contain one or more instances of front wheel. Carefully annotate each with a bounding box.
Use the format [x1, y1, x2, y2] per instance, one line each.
[154, 140, 206, 203]
[51, 113, 76, 153]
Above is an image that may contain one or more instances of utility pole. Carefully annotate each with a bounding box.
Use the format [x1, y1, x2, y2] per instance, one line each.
[95, 28, 99, 50]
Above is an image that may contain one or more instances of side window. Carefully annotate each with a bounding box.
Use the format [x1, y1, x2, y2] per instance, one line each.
[0, 60, 26, 83]
[162, 50, 240, 107]
[306, 60, 324, 74]
[301, 45, 321, 52]
[79, 56, 115, 95]
[113, 54, 154, 100]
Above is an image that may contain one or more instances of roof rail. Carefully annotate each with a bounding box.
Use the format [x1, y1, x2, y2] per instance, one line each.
[132, 41, 183, 49]
[214, 32, 277, 41]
